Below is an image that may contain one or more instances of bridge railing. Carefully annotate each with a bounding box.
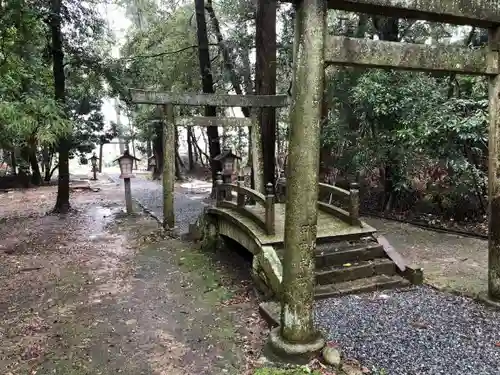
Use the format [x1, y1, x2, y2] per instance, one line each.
[318, 182, 361, 226]
[215, 172, 275, 235]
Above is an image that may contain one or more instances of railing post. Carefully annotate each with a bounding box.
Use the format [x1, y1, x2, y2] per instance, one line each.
[265, 182, 275, 235]
[237, 175, 245, 207]
[216, 171, 223, 206]
[349, 182, 360, 225]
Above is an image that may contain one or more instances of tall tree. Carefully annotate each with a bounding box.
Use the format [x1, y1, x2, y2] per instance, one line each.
[0, 0, 70, 183]
[194, 0, 221, 190]
[255, 0, 277, 188]
[51, 0, 70, 213]
[187, 126, 194, 170]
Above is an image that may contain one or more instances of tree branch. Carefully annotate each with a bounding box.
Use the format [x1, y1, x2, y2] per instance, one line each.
[205, 0, 250, 118]
[121, 44, 219, 61]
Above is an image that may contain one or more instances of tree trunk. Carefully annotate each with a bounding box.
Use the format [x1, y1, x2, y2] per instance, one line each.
[187, 127, 194, 170]
[51, 0, 70, 213]
[42, 149, 50, 175]
[195, 0, 220, 194]
[205, 0, 251, 119]
[192, 131, 207, 166]
[201, 129, 209, 161]
[116, 100, 125, 154]
[44, 162, 52, 182]
[146, 138, 152, 160]
[241, 39, 254, 177]
[373, 16, 399, 211]
[10, 150, 17, 175]
[29, 147, 42, 185]
[152, 121, 163, 180]
[131, 138, 137, 170]
[43, 148, 52, 182]
[98, 143, 103, 173]
[191, 131, 199, 163]
[175, 127, 185, 170]
[175, 154, 182, 180]
[174, 127, 184, 180]
[255, 0, 277, 188]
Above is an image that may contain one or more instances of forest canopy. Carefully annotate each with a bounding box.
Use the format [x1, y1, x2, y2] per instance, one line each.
[0, 0, 491, 223]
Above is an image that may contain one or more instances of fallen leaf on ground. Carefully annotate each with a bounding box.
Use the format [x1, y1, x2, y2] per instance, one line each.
[411, 321, 429, 329]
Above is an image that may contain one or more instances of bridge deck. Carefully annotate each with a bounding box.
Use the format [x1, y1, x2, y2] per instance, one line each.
[214, 202, 376, 245]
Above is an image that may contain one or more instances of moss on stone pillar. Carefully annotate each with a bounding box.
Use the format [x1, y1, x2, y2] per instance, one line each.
[279, 0, 326, 346]
[488, 27, 500, 301]
[162, 104, 175, 229]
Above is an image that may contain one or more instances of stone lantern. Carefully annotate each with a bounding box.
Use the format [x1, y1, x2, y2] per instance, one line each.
[214, 148, 241, 183]
[115, 149, 139, 179]
[148, 155, 157, 172]
[114, 149, 140, 213]
[89, 152, 98, 180]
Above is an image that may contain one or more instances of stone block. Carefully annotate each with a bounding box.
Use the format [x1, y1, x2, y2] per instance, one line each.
[253, 246, 283, 297]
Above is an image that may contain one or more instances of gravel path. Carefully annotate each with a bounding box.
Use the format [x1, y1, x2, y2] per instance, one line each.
[315, 286, 500, 375]
[107, 173, 210, 234]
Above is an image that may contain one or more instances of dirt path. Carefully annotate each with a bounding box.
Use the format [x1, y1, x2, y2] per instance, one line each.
[364, 216, 488, 297]
[0, 181, 266, 375]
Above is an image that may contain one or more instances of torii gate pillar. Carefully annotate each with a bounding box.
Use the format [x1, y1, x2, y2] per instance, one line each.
[269, 0, 326, 358]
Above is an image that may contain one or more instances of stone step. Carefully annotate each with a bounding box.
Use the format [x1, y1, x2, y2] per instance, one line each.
[259, 301, 281, 328]
[314, 274, 411, 300]
[314, 242, 386, 268]
[276, 237, 382, 260]
[272, 234, 375, 252]
[315, 258, 396, 285]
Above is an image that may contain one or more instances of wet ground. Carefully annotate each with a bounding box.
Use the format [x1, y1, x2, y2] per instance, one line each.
[3, 170, 497, 375]
[0, 180, 266, 374]
[107, 172, 211, 234]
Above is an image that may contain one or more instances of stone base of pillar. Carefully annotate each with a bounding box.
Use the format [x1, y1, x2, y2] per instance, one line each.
[266, 326, 325, 365]
[479, 292, 500, 309]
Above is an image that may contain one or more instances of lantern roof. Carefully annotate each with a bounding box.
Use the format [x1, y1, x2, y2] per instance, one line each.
[114, 149, 140, 163]
[90, 153, 98, 160]
[213, 148, 241, 161]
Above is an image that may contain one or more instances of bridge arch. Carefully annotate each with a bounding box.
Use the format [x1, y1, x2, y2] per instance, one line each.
[205, 207, 264, 256]
[203, 207, 284, 299]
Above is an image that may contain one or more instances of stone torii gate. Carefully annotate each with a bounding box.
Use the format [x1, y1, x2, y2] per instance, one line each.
[128, 0, 500, 360]
[264, 0, 500, 359]
[128, 90, 289, 229]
